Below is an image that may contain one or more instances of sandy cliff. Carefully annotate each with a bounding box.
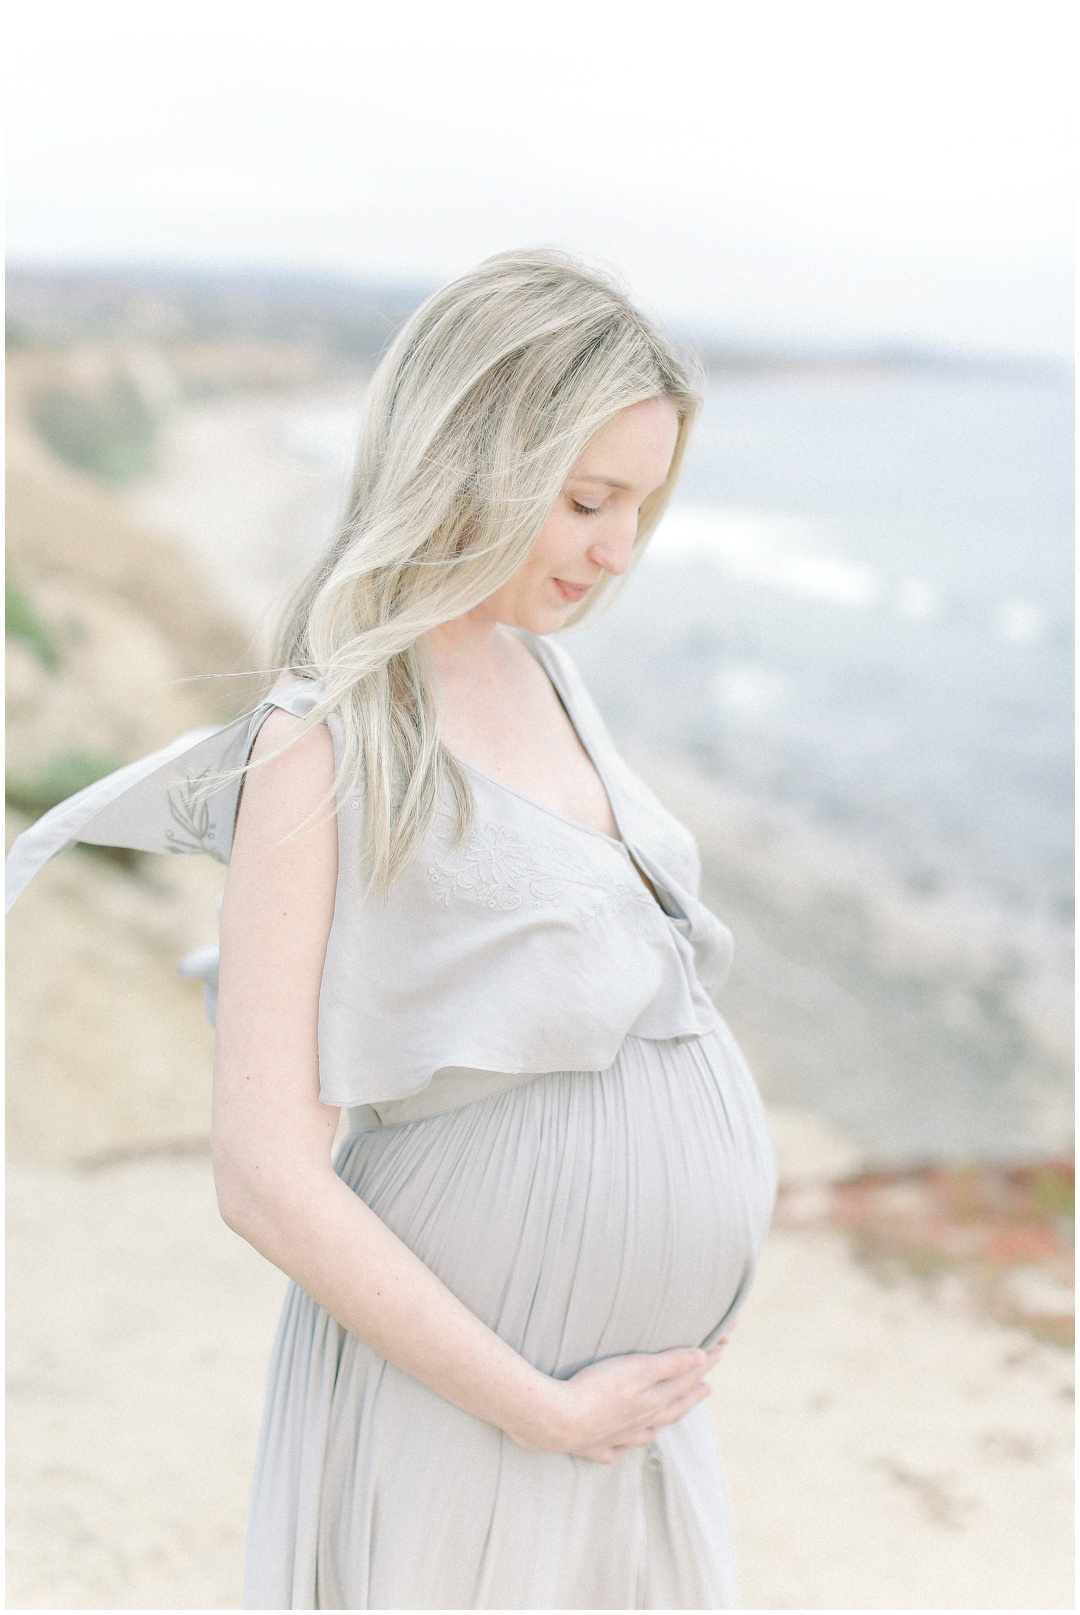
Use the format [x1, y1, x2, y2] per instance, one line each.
[5, 388, 250, 1164]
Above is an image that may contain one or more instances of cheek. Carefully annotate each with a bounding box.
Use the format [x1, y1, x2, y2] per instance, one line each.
[529, 511, 580, 575]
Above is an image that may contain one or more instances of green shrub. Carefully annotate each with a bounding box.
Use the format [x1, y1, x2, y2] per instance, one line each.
[29, 378, 157, 484]
[7, 751, 125, 817]
[6, 583, 59, 670]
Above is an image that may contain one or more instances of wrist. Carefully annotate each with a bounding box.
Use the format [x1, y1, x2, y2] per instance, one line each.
[501, 1365, 570, 1451]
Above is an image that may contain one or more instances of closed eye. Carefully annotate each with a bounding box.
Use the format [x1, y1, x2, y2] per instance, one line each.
[571, 500, 602, 515]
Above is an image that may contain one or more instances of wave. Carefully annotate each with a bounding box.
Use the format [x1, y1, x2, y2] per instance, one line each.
[649, 508, 880, 606]
[649, 506, 1051, 643]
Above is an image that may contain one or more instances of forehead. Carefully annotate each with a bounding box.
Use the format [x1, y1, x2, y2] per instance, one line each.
[571, 397, 680, 485]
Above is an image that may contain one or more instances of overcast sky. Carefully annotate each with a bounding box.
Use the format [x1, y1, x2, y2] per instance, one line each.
[7, 0, 1075, 356]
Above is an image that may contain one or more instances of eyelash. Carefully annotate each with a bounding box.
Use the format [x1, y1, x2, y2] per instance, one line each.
[571, 500, 602, 516]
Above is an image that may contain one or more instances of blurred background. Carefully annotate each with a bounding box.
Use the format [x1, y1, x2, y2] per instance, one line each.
[6, 1, 1074, 1608]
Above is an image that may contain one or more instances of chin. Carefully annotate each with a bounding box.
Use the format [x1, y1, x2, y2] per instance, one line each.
[520, 602, 571, 636]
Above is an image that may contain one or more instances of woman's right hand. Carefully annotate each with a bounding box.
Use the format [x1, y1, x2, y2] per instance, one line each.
[516, 1344, 726, 1464]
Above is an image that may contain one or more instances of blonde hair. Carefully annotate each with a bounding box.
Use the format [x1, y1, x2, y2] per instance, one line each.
[273, 248, 700, 891]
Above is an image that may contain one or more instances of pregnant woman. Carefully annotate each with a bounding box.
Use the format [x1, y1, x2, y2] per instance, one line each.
[6, 249, 776, 1609]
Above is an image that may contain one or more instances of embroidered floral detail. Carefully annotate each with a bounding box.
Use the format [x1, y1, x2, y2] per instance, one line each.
[165, 768, 227, 862]
[427, 814, 656, 922]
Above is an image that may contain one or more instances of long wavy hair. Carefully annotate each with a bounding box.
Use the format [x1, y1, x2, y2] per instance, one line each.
[270, 248, 700, 892]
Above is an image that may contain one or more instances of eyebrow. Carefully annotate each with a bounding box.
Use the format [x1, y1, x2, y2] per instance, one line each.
[570, 474, 634, 491]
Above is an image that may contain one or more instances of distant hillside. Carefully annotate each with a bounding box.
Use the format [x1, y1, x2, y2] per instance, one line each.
[8, 264, 1062, 381]
[7, 265, 427, 365]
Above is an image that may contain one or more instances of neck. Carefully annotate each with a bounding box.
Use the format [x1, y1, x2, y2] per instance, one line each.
[424, 607, 520, 683]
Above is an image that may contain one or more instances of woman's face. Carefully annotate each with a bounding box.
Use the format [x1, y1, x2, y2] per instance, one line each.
[482, 395, 681, 636]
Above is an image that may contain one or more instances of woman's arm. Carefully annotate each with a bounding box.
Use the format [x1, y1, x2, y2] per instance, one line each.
[211, 709, 720, 1463]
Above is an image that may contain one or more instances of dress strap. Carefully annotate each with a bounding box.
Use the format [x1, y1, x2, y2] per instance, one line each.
[5, 678, 331, 914]
[266, 678, 325, 720]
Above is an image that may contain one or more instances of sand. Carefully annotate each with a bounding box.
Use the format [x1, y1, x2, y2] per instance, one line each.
[125, 385, 363, 657]
[6, 1129, 1073, 1610]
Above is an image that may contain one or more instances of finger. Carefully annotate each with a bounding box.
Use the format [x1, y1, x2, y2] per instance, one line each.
[648, 1346, 708, 1381]
[649, 1382, 712, 1430]
[624, 1381, 710, 1443]
[644, 1350, 717, 1391]
[639, 1362, 714, 1406]
[679, 1383, 713, 1416]
[630, 1348, 705, 1391]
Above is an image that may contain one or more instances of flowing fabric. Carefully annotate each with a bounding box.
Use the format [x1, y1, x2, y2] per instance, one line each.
[246, 1027, 776, 1610]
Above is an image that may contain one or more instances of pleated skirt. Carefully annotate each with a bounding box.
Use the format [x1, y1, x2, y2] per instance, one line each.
[244, 1020, 777, 1610]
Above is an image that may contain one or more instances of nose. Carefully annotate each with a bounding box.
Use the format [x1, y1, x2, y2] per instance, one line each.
[588, 515, 638, 577]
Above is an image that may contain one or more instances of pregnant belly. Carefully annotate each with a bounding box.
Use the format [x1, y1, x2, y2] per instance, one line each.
[337, 1026, 777, 1378]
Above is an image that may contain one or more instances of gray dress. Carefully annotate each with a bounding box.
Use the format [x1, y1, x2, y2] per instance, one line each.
[5, 634, 777, 1611]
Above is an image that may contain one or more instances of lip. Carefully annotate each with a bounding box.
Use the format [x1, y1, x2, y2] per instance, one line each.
[554, 579, 593, 603]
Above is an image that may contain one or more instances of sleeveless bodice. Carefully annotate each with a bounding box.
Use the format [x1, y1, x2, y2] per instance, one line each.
[5, 635, 734, 1109]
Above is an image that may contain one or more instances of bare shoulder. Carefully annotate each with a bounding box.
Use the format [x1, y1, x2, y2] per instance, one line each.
[238, 705, 337, 850]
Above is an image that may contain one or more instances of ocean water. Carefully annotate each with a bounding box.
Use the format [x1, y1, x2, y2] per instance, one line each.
[575, 366, 1074, 928]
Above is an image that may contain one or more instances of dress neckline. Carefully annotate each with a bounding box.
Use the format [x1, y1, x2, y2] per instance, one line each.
[275, 654, 668, 907]
[269, 661, 621, 845]
[444, 631, 628, 851]
[453, 755, 624, 848]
